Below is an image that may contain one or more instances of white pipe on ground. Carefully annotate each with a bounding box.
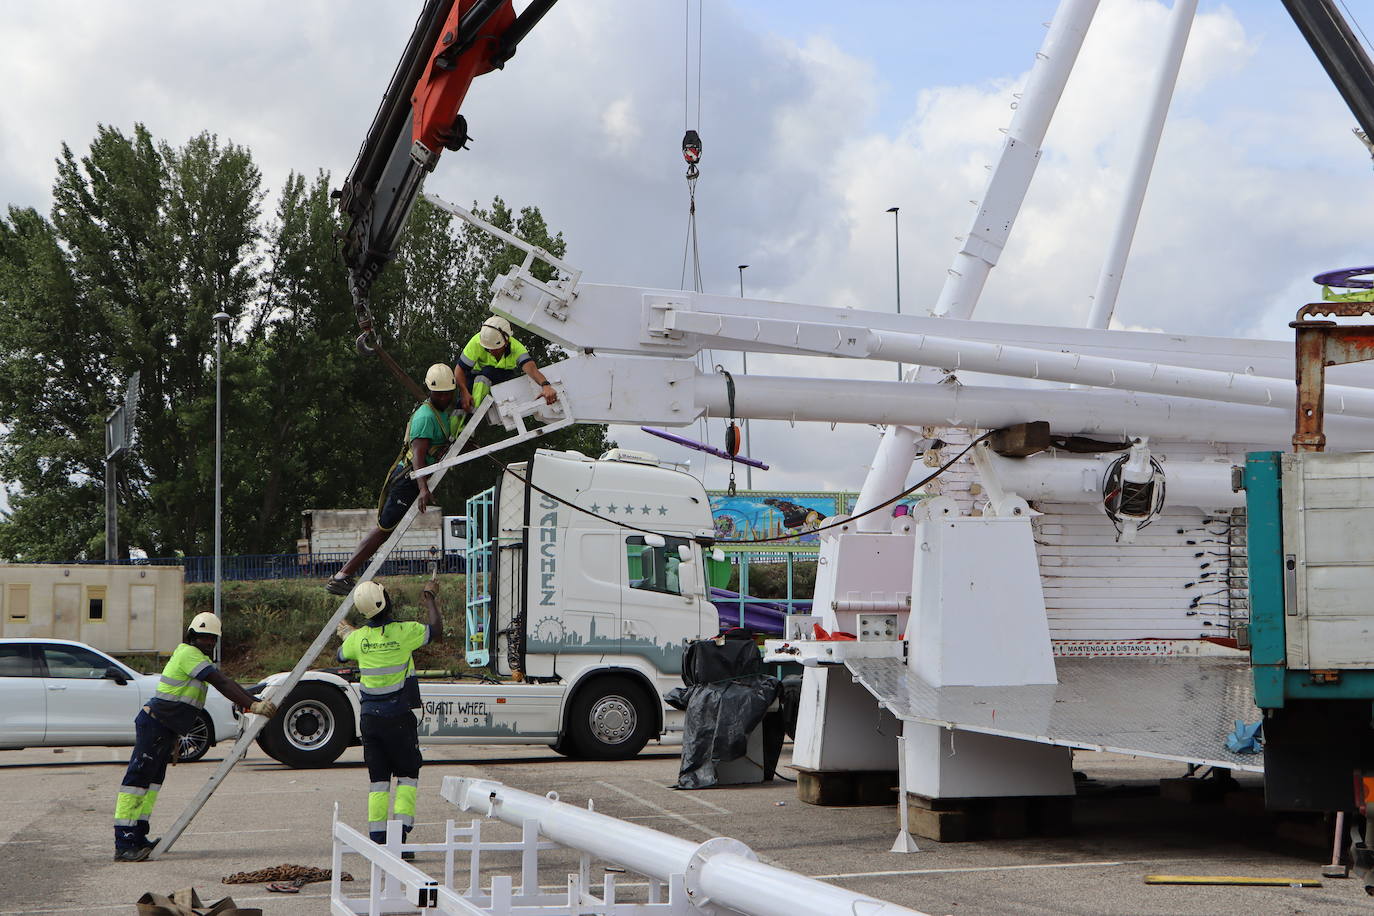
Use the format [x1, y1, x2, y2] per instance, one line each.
[441, 777, 930, 916]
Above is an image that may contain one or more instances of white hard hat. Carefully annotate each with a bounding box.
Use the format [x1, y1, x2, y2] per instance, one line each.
[425, 363, 456, 392]
[188, 612, 222, 637]
[353, 580, 390, 619]
[477, 316, 513, 350]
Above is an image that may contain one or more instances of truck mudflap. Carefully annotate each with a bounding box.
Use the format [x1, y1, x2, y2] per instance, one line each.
[847, 656, 1264, 773]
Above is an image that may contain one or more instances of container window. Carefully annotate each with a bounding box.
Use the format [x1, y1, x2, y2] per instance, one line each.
[87, 585, 107, 621]
[5, 584, 29, 621]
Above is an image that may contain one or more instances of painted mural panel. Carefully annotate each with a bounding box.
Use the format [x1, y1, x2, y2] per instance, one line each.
[707, 490, 925, 547]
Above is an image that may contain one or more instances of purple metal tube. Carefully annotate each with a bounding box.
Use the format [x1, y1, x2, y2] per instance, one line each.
[640, 426, 769, 470]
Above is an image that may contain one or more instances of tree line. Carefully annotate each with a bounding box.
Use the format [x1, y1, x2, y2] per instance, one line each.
[0, 124, 610, 561]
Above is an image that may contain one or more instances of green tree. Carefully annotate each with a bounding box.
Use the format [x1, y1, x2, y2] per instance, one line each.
[0, 126, 609, 561]
[0, 124, 262, 560]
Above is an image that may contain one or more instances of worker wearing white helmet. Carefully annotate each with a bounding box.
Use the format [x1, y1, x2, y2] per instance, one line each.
[327, 363, 461, 595]
[336, 578, 444, 853]
[453, 315, 558, 419]
[113, 612, 277, 861]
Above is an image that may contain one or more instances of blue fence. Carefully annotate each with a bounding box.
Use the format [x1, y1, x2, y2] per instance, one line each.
[62, 550, 465, 584]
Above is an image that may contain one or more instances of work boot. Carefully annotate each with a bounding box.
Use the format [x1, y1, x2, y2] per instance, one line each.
[325, 575, 356, 596]
[114, 846, 151, 862]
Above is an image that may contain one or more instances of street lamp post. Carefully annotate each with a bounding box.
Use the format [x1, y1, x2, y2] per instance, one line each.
[736, 264, 753, 490]
[887, 206, 902, 380]
[212, 311, 229, 661]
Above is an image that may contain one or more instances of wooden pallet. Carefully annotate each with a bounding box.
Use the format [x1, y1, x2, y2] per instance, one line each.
[792, 767, 898, 807]
[901, 792, 1074, 842]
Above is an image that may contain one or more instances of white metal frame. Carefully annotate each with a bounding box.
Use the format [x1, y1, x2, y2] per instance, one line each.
[327, 780, 934, 916]
[329, 780, 933, 916]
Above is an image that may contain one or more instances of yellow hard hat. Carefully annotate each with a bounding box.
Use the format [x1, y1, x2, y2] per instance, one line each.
[353, 580, 390, 619]
[478, 316, 513, 350]
[188, 612, 222, 637]
[425, 363, 456, 392]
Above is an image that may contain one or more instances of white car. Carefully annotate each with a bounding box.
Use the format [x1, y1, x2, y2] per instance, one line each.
[0, 638, 239, 762]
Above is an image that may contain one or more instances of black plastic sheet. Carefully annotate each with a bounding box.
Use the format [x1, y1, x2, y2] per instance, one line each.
[665, 631, 783, 789]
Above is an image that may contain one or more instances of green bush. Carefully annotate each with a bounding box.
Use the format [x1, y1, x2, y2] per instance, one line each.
[182, 576, 470, 679]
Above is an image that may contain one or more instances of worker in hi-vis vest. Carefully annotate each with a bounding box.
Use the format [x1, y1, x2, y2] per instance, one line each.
[337, 577, 443, 854]
[326, 364, 461, 596]
[113, 612, 277, 861]
[453, 315, 558, 420]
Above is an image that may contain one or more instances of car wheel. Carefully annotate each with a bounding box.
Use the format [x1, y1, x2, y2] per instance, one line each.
[176, 712, 214, 763]
[564, 676, 654, 760]
[256, 682, 354, 768]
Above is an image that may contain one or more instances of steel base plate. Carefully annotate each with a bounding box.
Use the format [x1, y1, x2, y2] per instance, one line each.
[847, 656, 1263, 773]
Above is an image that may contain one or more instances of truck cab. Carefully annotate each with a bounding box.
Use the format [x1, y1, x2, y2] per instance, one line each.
[479, 448, 717, 682]
[256, 448, 723, 767]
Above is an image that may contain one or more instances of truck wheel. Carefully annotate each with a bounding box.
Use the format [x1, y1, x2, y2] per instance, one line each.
[565, 676, 654, 760]
[176, 711, 214, 763]
[256, 682, 354, 768]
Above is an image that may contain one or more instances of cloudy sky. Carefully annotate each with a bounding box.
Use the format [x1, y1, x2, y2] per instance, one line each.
[4, 0, 1374, 497]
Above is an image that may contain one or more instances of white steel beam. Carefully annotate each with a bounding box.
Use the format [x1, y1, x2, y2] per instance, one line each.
[1087, 0, 1197, 329]
[934, 0, 1102, 319]
[540, 353, 1374, 449]
[660, 308, 1374, 419]
[486, 279, 1325, 379]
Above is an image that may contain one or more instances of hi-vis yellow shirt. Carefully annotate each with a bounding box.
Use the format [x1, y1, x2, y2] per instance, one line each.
[339, 621, 429, 713]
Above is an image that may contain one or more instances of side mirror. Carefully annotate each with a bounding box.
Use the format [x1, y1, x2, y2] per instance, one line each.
[104, 666, 129, 686]
[711, 548, 725, 562]
[643, 533, 666, 548]
[677, 545, 693, 563]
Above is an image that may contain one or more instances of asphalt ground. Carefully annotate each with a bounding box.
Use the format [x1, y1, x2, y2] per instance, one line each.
[0, 741, 1367, 915]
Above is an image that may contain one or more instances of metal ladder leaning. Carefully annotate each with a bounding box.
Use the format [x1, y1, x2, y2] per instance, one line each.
[150, 390, 573, 858]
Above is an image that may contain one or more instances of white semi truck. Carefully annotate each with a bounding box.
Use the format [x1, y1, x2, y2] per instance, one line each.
[253, 447, 724, 768]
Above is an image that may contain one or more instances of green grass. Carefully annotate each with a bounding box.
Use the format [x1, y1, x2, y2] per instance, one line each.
[179, 576, 472, 680]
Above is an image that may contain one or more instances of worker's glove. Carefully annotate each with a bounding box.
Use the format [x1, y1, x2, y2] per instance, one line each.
[336, 620, 355, 640]
[248, 700, 278, 718]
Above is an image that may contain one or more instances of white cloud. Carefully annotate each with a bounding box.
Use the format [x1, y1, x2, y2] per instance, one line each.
[600, 96, 641, 156]
[1, 0, 1368, 496]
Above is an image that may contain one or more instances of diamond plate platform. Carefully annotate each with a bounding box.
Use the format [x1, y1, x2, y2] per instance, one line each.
[847, 656, 1264, 773]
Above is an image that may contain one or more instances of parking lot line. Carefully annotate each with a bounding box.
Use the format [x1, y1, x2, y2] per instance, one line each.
[596, 781, 777, 865]
[642, 778, 731, 814]
[813, 860, 1134, 879]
